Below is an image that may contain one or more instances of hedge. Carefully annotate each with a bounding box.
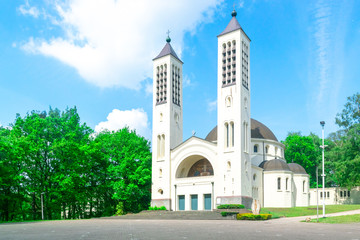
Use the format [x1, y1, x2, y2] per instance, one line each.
[221, 211, 239, 217]
[217, 204, 245, 209]
[236, 213, 272, 220]
[148, 206, 167, 211]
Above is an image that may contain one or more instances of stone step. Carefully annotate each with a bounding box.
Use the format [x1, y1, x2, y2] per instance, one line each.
[104, 210, 238, 220]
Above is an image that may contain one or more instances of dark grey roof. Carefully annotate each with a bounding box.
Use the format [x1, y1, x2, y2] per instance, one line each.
[218, 15, 242, 37]
[251, 119, 278, 142]
[205, 125, 217, 142]
[288, 163, 307, 174]
[259, 159, 291, 172]
[205, 118, 278, 142]
[153, 42, 183, 63]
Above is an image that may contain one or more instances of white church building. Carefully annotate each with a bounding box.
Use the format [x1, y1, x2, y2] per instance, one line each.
[151, 10, 310, 211]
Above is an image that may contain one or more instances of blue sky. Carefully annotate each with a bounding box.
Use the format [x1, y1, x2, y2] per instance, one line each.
[0, 0, 359, 142]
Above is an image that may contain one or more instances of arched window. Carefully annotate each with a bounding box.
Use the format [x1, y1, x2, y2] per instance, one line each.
[254, 145, 258, 153]
[227, 161, 231, 171]
[161, 134, 165, 157]
[265, 145, 269, 154]
[159, 168, 162, 178]
[230, 122, 234, 147]
[225, 123, 229, 148]
[275, 147, 278, 158]
[286, 178, 289, 190]
[277, 177, 281, 190]
[303, 180, 306, 192]
[157, 135, 161, 158]
[253, 174, 256, 181]
[160, 112, 163, 122]
[340, 191, 343, 198]
[226, 96, 232, 107]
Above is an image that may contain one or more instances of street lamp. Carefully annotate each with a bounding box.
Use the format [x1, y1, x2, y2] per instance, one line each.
[320, 121, 326, 218]
[41, 192, 45, 220]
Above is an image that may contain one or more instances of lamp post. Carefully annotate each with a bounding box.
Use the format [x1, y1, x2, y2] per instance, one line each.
[316, 165, 319, 222]
[320, 121, 326, 218]
[41, 192, 45, 220]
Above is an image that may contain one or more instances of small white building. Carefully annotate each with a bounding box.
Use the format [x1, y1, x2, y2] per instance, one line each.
[151, 10, 310, 211]
[309, 187, 360, 206]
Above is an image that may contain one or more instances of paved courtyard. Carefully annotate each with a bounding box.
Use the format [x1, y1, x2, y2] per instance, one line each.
[1, 215, 360, 240]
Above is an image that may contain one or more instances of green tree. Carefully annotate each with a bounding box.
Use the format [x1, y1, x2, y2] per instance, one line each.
[282, 132, 322, 188]
[100, 128, 152, 214]
[0, 107, 152, 221]
[335, 92, 360, 129]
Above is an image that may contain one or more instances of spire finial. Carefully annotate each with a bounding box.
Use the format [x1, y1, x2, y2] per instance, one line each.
[166, 30, 171, 43]
[231, 9, 237, 17]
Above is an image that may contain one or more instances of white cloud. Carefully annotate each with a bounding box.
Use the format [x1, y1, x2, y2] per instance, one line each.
[18, 0, 40, 18]
[207, 100, 217, 112]
[313, 0, 331, 105]
[145, 81, 153, 96]
[20, 0, 224, 89]
[95, 108, 150, 139]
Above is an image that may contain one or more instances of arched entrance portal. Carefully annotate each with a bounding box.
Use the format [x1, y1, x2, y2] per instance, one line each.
[187, 159, 214, 177]
[176, 155, 214, 178]
[175, 155, 215, 211]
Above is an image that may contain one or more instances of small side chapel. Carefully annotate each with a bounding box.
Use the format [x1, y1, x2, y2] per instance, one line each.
[151, 10, 310, 211]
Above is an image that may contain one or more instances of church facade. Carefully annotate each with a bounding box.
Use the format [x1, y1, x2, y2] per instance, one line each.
[151, 10, 310, 211]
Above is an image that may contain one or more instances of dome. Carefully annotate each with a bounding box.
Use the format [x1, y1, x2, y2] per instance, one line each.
[205, 118, 278, 142]
[258, 159, 291, 171]
[288, 163, 307, 174]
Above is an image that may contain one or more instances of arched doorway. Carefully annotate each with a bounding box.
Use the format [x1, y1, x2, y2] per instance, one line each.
[175, 155, 215, 211]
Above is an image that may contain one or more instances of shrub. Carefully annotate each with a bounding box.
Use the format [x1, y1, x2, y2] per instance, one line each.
[148, 206, 167, 211]
[236, 213, 272, 220]
[217, 204, 245, 209]
[221, 211, 238, 217]
[115, 202, 125, 215]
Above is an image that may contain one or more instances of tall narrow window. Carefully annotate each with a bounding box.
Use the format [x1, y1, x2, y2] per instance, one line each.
[161, 134, 165, 157]
[275, 147, 278, 158]
[286, 178, 289, 191]
[225, 123, 229, 148]
[277, 177, 281, 190]
[157, 135, 161, 158]
[265, 146, 269, 154]
[340, 191, 343, 197]
[159, 168, 162, 178]
[348, 191, 350, 197]
[344, 191, 347, 197]
[303, 180, 306, 192]
[254, 145, 258, 153]
[230, 122, 234, 147]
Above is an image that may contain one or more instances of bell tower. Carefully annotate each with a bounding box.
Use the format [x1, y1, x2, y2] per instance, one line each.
[216, 10, 252, 207]
[151, 35, 183, 210]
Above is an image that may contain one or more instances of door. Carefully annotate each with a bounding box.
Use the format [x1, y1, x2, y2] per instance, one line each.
[204, 194, 211, 210]
[178, 195, 185, 211]
[191, 195, 198, 210]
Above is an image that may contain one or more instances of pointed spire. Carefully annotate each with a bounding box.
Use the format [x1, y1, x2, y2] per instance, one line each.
[218, 9, 242, 37]
[153, 31, 183, 63]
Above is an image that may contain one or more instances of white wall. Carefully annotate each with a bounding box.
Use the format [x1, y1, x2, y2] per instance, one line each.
[293, 174, 309, 207]
[250, 139, 285, 167]
[263, 171, 293, 208]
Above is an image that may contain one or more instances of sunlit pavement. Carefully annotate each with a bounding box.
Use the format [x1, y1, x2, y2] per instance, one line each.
[1, 217, 360, 240]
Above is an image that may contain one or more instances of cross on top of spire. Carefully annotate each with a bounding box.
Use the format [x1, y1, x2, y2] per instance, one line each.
[166, 30, 171, 43]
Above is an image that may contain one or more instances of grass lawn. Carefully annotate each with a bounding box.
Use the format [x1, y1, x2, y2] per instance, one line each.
[260, 205, 360, 218]
[309, 214, 360, 224]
